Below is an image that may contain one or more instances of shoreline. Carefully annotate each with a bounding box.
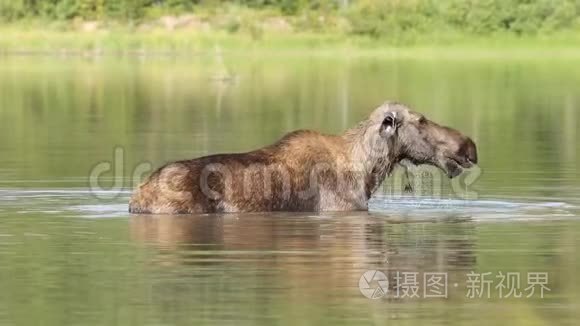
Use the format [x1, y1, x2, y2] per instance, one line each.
[3, 47, 580, 60]
[2, 1, 580, 57]
[2, 25, 580, 58]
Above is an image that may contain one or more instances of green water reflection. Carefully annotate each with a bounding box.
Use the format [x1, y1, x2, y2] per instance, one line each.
[0, 55, 579, 325]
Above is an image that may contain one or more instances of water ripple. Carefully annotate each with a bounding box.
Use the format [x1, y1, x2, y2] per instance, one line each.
[0, 189, 577, 221]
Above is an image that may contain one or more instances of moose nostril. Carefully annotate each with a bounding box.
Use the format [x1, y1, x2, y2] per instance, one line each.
[465, 138, 478, 164]
[457, 137, 478, 164]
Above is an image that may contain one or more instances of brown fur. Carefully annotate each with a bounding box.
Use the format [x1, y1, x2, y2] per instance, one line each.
[129, 102, 477, 214]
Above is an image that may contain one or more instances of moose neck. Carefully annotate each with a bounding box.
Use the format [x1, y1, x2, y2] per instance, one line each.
[342, 120, 399, 197]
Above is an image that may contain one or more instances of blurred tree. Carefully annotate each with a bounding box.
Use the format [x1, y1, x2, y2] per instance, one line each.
[0, 0, 579, 36]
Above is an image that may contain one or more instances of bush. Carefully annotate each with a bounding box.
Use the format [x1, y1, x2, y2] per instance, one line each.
[0, 0, 579, 38]
[346, 0, 580, 38]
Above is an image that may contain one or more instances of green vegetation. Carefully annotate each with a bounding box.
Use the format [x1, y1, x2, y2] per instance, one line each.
[2, 0, 579, 34]
[1, 0, 580, 52]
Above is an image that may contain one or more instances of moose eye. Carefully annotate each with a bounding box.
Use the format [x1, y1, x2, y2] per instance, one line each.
[382, 114, 396, 127]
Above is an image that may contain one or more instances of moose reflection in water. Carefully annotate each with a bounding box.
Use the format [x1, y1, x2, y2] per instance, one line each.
[130, 213, 477, 304]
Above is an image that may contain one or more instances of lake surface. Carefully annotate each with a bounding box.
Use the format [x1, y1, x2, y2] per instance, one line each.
[1, 54, 580, 325]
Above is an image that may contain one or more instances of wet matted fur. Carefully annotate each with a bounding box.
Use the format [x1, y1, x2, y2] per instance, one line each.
[129, 102, 477, 214]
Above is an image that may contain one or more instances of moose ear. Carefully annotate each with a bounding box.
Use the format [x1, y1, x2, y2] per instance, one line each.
[380, 112, 397, 138]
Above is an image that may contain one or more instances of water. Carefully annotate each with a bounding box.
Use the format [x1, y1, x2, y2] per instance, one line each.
[1, 54, 580, 325]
